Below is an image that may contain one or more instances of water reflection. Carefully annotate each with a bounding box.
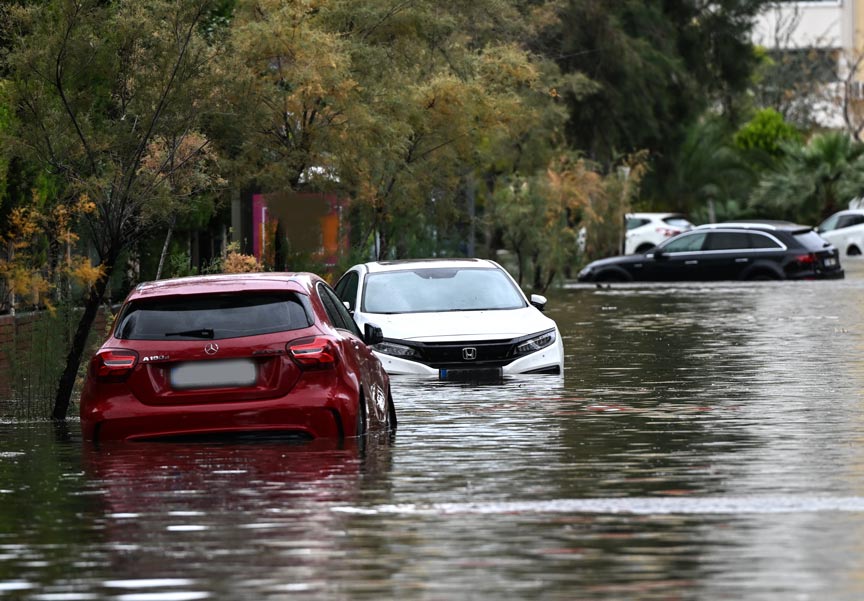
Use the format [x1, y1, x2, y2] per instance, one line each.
[77, 437, 394, 599]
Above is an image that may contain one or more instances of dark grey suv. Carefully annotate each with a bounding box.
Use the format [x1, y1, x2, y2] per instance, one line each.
[577, 222, 844, 282]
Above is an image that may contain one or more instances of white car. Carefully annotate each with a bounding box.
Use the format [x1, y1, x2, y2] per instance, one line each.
[333, 259, 564, 378]
[817, 209, 864, 257]
[625, 212, 694, 254]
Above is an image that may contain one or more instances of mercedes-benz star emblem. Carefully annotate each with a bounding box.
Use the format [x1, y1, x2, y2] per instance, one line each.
[462, 347, 477, 361]
[204, 343, 219, 355]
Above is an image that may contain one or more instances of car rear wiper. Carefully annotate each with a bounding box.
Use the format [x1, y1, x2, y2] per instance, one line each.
[165, 328, 215, 339]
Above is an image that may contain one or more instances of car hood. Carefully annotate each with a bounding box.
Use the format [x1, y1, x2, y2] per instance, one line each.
[586, 254, 650, 269]
[362, 307, 557, 342]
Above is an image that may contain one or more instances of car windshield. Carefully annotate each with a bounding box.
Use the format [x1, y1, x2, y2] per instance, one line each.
[115, 292, 311, 340]
[362, 267, 527, 313]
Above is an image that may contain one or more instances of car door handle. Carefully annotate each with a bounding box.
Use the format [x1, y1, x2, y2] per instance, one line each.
[735, 258, 749, 263]
[685, 260, 698, 265]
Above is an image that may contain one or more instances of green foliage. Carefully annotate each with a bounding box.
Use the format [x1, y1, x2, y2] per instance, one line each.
[749, 131, 864, 224]
[734, 108, 802, 157]
[653, 116, 753, 218]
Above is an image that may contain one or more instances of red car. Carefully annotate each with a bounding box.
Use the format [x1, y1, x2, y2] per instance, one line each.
[80, 273, 396, 442]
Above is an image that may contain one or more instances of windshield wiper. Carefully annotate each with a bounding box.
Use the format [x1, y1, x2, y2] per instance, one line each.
[165, 328, 215, 339]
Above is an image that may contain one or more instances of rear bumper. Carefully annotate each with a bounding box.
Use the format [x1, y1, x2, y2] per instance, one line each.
[80, 386, 356, 442]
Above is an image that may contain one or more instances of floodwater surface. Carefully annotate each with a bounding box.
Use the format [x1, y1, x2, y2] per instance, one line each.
[3, 261, 864, 600]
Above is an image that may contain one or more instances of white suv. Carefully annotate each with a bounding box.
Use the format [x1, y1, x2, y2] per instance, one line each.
[625, 212, 694, 254]
[817, 209, 864, 257]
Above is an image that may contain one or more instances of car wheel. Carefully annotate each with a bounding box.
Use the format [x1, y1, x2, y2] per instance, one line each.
[386, 389, 398, 433]
[746, 271, 780, 281]
[847, 245, 861, 256]
[355, 392, 367, 438]
[635, 243, 655, 254]
[596, 271, 629, 283]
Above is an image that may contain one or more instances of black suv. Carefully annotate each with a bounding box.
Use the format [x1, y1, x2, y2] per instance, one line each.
[577, 222, 844, 282]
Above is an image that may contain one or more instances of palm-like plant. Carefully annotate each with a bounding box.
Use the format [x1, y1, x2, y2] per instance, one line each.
[749, 131, 864, 225]
[652, 117, 754, 222]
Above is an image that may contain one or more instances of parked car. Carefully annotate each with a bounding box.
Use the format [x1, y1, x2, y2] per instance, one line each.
[625, 212, 694, 254]
[80, 273, 395, 442]
[817, 209, 864, 257]
[334, 258, 564, 378]
[577, 222, 844, 282]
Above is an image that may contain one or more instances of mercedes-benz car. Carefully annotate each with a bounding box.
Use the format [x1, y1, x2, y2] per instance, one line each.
[80, 273, 395, 442]
[334, 259, 564, 379]
[577, 222, 844, 282]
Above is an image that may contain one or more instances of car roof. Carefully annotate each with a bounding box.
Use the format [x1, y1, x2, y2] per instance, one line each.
[359, 258, 499, 273]
[627, 212, 688, 219]
[694, 221, 811, 233]
[129, 272, 317, 299]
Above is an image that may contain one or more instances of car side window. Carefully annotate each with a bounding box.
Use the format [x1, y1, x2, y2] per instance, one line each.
[661, 232, 706, 253]
[748, 233, 782, 249]
[837, 214, 864, 229]
[627, 218, 649, 230]
[334, 271, 359, 311]
[705, 232, 749, 251]
[318, 283, 363, 338]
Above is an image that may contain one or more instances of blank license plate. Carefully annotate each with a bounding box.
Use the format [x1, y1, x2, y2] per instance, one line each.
[171, 359, 257, 390]
[825, 257, 837, 267]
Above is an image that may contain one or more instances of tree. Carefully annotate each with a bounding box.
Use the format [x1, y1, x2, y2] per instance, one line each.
[749, 131, 864, 224]
[528, 0, 770, 212]
[225, 0, 543, 260]
[658, 116, 754, 222]
[4, 0, 226, 419]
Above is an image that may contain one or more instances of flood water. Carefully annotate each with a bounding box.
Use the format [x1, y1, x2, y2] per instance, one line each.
[3, 261, 864, 600]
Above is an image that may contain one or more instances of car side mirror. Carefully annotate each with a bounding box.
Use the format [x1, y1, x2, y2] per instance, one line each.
[364, 323, 384, 345]
[530, 294, 547, 311]
[653, 249, 666, 260]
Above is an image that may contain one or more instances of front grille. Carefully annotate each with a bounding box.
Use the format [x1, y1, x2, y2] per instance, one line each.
[399, 338, 516, 369]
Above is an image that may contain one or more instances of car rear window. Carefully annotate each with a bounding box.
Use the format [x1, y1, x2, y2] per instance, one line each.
[663, 217, 693, 228]
[115, 292, 312, 340]
[793, 229, 832, 251]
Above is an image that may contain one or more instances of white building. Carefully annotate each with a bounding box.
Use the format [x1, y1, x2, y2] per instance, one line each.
[753, 0, 864, 128]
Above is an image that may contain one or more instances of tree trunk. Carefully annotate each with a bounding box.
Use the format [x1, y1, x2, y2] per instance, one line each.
[52, 257, 115, 421]
[155, 215, 176, 280]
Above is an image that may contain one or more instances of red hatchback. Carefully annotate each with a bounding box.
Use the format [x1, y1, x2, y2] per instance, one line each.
[80, 273, 396, 442]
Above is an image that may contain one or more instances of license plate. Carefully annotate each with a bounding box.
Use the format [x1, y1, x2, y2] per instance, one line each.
[825, 257, 837, 267]
[171, 359, 257, 390]
[439, 367, 503, 382]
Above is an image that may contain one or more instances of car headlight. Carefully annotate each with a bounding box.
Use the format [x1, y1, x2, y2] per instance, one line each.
[514, 329, 556, 356]
[373, 341, 420, 359]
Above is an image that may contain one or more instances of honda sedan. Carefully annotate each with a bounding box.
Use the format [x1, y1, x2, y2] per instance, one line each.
[334, 259, 564, 379]
[80, 273, 395, 442]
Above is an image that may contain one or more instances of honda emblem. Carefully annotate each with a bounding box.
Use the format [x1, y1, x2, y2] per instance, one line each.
[204, 343, 219, 355]
[462, 347, 477, 361]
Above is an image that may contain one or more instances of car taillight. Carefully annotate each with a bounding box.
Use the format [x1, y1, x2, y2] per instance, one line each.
[287, 337, 338, 369]
[92, 349, 138, 381]
[657, 227, 680, 238]
[793, 253, 817, 265]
